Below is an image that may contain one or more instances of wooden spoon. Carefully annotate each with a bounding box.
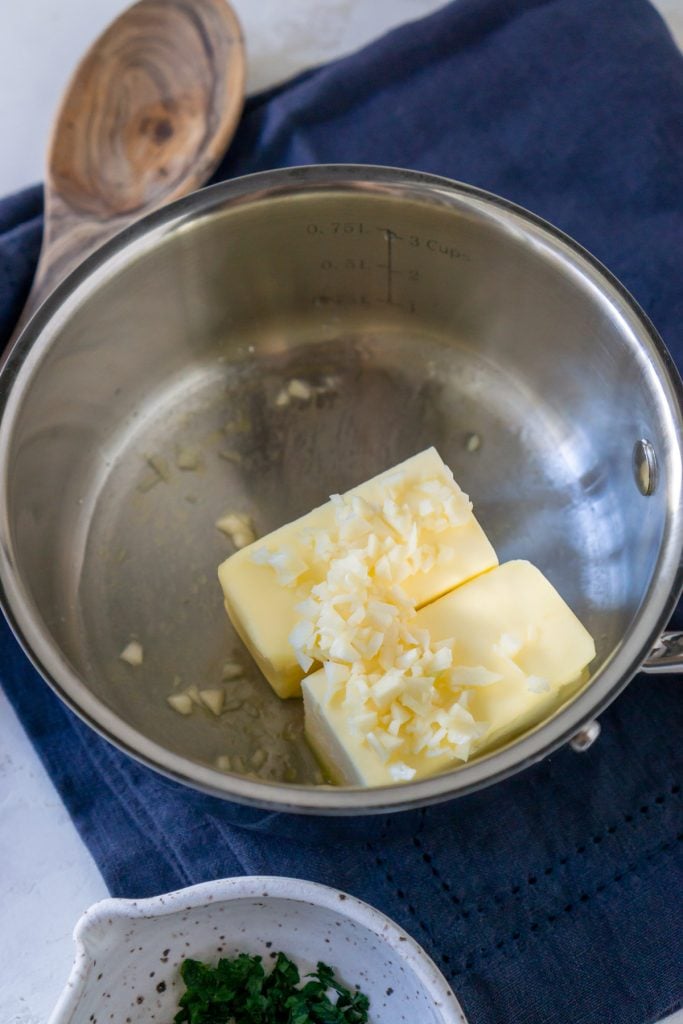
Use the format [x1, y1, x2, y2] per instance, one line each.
[12, 0, 244, 338]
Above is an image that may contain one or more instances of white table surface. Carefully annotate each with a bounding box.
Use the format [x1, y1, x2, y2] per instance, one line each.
[1, 2, 682, 1022]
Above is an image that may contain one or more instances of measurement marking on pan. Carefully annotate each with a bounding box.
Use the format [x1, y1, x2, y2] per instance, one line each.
[304, 221, 468, 314]
[304, 222, 470, 261]
[376, 228, 404, 305]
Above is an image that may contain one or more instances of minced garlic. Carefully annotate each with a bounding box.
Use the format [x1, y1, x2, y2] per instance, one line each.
[119, 640, 144, 667]
[216, 512, 257, 548]
[264, 470, 493, 775]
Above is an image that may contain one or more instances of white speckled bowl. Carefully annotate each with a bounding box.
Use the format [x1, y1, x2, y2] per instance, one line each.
[48, 876, 468, 1024]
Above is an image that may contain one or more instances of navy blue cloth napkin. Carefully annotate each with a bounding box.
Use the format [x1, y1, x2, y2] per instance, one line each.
[2, 2, 682, 1022]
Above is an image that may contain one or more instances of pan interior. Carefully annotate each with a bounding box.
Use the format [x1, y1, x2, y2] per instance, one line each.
[2, 183, 672, 790]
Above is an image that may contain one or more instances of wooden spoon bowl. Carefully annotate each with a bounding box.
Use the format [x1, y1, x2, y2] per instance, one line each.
[15, 0, 244, 334]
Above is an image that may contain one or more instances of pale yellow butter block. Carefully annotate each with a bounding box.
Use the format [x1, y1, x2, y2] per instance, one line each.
[416, 561, 596, 745]
[302, 560, 596, 786]
[218, 448, 497, 698]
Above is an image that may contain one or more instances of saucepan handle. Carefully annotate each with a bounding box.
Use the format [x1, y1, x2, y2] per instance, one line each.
[641, 631, 683, 673]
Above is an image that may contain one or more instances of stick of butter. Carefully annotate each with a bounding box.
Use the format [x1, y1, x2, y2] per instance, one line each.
[302, 561, 596, 786]
[218, 448, 497, 698]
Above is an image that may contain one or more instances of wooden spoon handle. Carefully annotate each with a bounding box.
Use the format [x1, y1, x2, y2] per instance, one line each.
[12, 194, 129, 337]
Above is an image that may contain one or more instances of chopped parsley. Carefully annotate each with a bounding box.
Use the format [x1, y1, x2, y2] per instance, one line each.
[174, 952, 370, 1023]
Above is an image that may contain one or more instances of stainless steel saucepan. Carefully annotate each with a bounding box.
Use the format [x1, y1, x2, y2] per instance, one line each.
[1, 165, 682, 815]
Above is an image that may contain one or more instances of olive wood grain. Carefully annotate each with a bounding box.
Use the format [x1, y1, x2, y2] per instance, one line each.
[12, 0, 244, 339]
